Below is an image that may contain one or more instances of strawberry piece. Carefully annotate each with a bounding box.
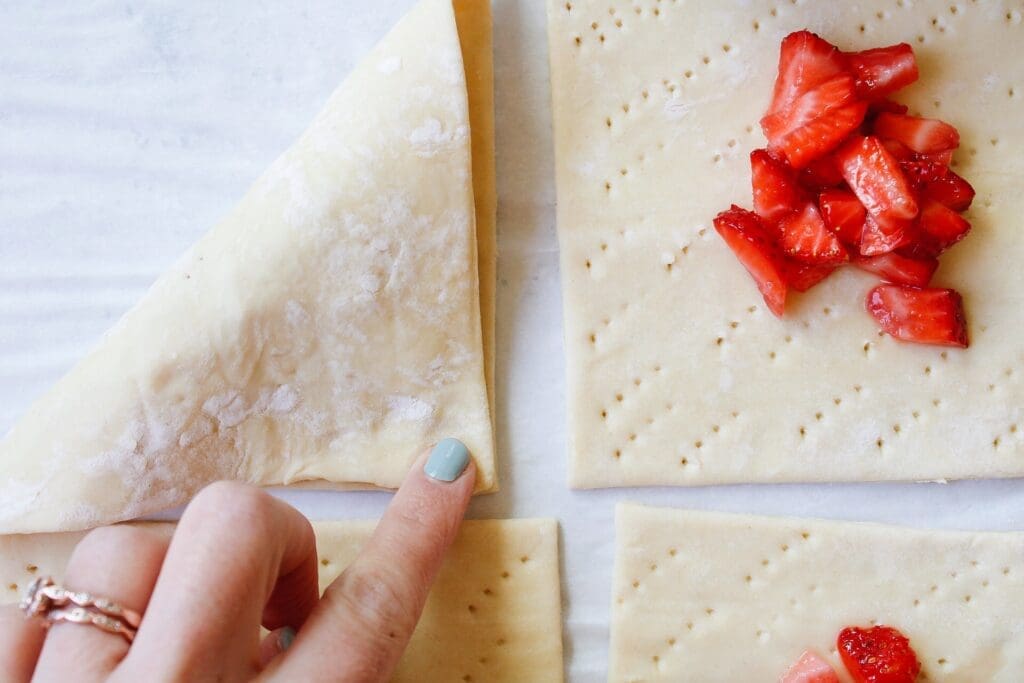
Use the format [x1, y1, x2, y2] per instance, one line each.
[867, 99, 909, 118]
[916, 149, 954, 167]
[770, 102, 869, 170]
[801, 154, 845, 190]
[874, 112, 960, 154]
[751, 149, 804, 221]
[924, 170, 976, 211]
[781, 650, 841, 683]
[781, 261, 837, 292]
[862, 100, 910, 136]
[762, 76, 865, 169]
[762, 75, 856, 142]
[880, 138, 913, 160]
[912, 198, 971, 256]
[845, 43, 919, 99]
[837, 135, 919, 223]
[860, 213, 911, 256]
[778, 202, 848, 264]
[899, 158, 949, 187]
[838, 626, 923, 683]
[767, 31, 848, 115]
[866, 286, 969, 347]
[819, 188, 866, 246]
[713, 206, 788, 317]
[852, 252, 938, 287]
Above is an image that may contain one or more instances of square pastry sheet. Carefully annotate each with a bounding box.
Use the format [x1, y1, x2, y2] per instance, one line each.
[610, 504, 1024, 682]
[0, 518, 564, 683]
[548, 0, 1024, 486]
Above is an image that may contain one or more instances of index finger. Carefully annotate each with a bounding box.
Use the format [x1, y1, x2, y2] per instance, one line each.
[266, 439, 476, 683]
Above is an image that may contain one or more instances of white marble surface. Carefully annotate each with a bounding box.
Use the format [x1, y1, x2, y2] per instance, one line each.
[1, 2, 1022, 681]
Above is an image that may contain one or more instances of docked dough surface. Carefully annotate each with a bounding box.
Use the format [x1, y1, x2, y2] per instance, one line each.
[610, 504, 1024, 682]
[0, 519, 564, 683]
[548, 0, 1024, 487]
[0, 0, 496, 534]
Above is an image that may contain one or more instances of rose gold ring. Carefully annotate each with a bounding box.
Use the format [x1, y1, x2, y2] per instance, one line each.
[20, 576, 139, 643]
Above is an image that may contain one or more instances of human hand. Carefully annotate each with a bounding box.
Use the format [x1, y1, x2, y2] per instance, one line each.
[0, 438, 475, 682]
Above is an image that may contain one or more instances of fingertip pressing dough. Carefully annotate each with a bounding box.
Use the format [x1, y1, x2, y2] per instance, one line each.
[610, 504, 1024, 682]
[547, 0, 1024, 487]
[0, 0, 497, 534]
[0, 518, 564, 683]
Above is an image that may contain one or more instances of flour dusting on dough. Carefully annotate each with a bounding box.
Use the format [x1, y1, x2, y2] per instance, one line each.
[203, 385, 301, 429]
[386, 395, 435, 423]
[409, 118, 468, 157]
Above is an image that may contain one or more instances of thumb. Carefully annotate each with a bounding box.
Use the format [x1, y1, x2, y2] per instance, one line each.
[264, 439, 476, 682]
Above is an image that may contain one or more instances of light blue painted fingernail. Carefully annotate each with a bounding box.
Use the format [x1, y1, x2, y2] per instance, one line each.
[424, 438, 470, 482]
[279, 626, 296, 652]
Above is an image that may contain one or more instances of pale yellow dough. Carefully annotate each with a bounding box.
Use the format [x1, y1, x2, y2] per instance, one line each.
[610, 504, 1024, 682]
[548, 0, 1024, 487]
[0, 0, 497, 534]
[0, 519, 564, 683]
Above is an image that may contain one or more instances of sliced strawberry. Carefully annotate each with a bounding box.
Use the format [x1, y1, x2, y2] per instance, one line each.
[867, 99, 909, 118]
[781, 260, 837, 292]
[838, 626, 923, 683]
[762, 74, 857, 142]
[751, 149, 804, 221]
[880, 138, 913, 160]
[819, 188, 866, 246]
[923, 170, 976, 211]
[762, 75, 864, 169]
[713, 206, 788, 317]
[912, 198, 971, 256]
[767, 31, 848, 115]
[852, 251, 938, 287]
[801, 154, 845, 190]
[900, 158, 949, 187]
[866, 286, 969, 347]
[917, 149, 954, 167]
[778, 202, 848, 265]
[874, 112, 960, 154]
[860, 213, 911, 256]
[845, 43, 919, 99]
[781, 650, 841, 683]
[767, 100, 869, 170]
[837, 135, 919, 223]
[862, 99, 910, 136]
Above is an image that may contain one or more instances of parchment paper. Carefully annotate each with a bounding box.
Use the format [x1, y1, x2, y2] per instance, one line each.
[1, 2, 1022, 681]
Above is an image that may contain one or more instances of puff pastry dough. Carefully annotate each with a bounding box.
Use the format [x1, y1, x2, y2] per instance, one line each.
[548, 0, 1024, 487]
[611, 504, 1024, 682]
[0, 0, 496, 534]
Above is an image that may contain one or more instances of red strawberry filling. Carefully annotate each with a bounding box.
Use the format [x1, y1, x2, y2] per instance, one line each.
[751, 149, 804, 221]
[711, 30, 975, 347]
[778, 202, 848, 265]
[818, 188, 866, 246]
[845, 43, 919, 100]
[713, 206, 788, 317]
[873, 112, 960, 154]
[867, 285, 969, 348]
[852, 252, 938, 288]
[767, 30, 848, 115]
[838, 625, 922, 683]
[782, 625, 921, 683]
[924, 170, 975, 211]
[837, 135, 919, 224]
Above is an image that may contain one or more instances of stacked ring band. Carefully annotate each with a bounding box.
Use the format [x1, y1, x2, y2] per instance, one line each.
[20, 576, 140, 643]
